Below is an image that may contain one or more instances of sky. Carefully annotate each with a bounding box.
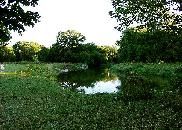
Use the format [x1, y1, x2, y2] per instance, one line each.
[10, 0, 121, 47]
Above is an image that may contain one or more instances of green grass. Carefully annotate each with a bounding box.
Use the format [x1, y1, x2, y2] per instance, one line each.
[3, 63, 28, 72]
[111, 63, 182, 77]
[0, 63, 182, 129]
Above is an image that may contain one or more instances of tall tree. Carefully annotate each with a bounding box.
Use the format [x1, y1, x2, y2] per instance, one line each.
[55, 30, 86, 48]
[0, 0, 40, 46]
[109, 0, 182, 31]
[50, 30, 86, 62]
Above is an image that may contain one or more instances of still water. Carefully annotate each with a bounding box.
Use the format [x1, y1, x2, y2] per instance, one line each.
[58, 67, 180, 98]
[58, 68, 121, 94]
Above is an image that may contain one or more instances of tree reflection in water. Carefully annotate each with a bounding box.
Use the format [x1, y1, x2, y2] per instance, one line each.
[58, 68, 121, 94]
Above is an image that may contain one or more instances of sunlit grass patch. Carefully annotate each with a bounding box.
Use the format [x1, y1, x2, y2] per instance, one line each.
[3, 63, 28, 72]
[0, 72, 17, 75]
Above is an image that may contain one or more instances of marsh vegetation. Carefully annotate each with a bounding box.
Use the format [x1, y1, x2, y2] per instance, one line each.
[0, 63, 181, 129]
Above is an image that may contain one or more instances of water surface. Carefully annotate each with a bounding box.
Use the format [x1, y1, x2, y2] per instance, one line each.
[58, 68, 121, 94]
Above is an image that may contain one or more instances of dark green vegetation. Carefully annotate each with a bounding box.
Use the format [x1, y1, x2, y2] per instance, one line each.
[0, 63, 182, 129]
[116, 28, 182, 63]
[110, 0, 182, 63]
[13, 41, 42, 62]
[111, 63, 182, 77]
[0, 0, 40, 46]
[110, 0, 182, 31]
[0, 30, 118, 67]
[49, 30, 109, 66]
[0, 46, 15, 62]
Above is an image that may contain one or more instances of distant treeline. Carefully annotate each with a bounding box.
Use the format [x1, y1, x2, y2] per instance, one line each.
[0, 30, 118, 67]
[1, 29, 182, 65]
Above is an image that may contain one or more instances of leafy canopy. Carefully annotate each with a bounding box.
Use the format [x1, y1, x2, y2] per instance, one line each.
[55, 30, 86, 48]
[49, 30, 86, 62]
[13, 41, 42, 61]
[0, 45, 15, 62]
[109, 0, 182, 31]
[0, 0, 40, 46]
[116, 28, 182, 62]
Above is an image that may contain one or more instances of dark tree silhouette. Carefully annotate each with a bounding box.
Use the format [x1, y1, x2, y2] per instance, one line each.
[109, 0, 182, 32]
[0, 0, 40, 46]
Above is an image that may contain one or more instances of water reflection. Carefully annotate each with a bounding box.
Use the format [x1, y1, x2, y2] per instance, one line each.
[58, 68, 179, 97]
[77, 79, 121, 94]
[58, 68, 121, 94]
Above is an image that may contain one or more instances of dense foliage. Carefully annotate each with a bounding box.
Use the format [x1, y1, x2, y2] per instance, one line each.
[49, 30, 86, 62]
[56, 30, 86, 48]
[99, 45, 118, 63]
[0, 40, 117, 67]
[49, 42, 107, 67]
[0, 0, 181, 129]
[37, 46, 50, 62]
[0, 0, 40, 46]
[109, 0, 182, 31]
[0, 46, 15, 62]
[116, 28, 182, 62]
[13, 41, 42, 61]
[47, 30, 117, 66]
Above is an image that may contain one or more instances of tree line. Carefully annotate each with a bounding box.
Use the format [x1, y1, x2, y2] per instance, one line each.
[1, 0, 182, 64]
[1, 27, 182, 65]
[0, 30, 118, 67]
[110, 0, 182, 63]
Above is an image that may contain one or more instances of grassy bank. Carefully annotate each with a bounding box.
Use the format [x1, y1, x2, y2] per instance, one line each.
[0, 63, 182, 129]
[111, 63, 182, 77]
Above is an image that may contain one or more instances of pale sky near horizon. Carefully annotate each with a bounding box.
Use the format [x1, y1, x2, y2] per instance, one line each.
[10, 0, 121, 47]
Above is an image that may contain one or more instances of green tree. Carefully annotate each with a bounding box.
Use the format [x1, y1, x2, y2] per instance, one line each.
[0, 24, 11, 46]
[50, 30, 86, 62]
[77, 43, 107, 67]
[99, 45, 118, 63]
[56, 30, 86, 49]
[49, 30, 109, 66]
[0, 46, 15, 62]
[0, 0, 40, 46]
[109, 0, 182, 31]
[13, 41, 42, 61]
[117, 28, 182, 62]
[37, 46, 50, 62]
